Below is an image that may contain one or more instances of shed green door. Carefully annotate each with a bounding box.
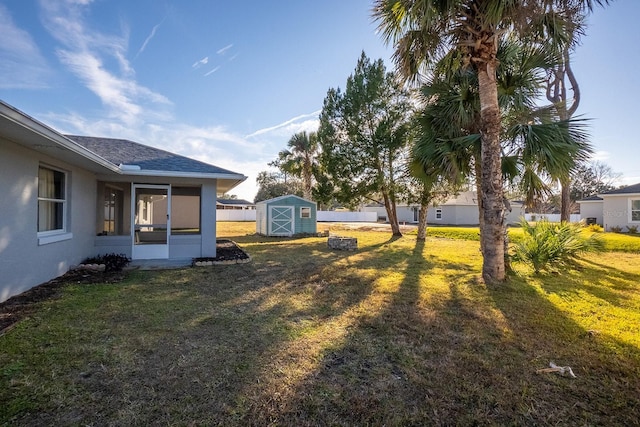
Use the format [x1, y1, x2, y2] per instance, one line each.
[269, 206, 294, 236]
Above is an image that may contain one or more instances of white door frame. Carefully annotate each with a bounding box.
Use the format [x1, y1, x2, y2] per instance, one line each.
[269, 205, 294, 236]
[132, 184, 171, 259]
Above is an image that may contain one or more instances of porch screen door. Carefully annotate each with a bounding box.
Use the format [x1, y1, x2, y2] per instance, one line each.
[132, 185, 170, 259]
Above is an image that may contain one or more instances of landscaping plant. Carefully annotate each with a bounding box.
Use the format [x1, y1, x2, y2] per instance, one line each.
[512, 219, 603, 273]
[81, 253, 130, 272]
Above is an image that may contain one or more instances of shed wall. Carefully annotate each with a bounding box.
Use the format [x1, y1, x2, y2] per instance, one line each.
[256, 196, 317, 236]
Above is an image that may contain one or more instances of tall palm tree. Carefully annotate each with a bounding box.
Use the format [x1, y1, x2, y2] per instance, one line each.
[413, 38, 592, 270]
[279, 131, 319, 201]
[373, 0, 608, 284]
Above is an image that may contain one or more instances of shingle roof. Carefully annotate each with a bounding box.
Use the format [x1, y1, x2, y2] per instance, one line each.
[578, 195, 603, 201]
[65, 135, 239, 175]
[217, 198, 254, 206]
[600, 183, 640, 195]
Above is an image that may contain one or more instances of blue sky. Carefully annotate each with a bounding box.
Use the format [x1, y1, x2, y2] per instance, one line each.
[1, 0, 638, 201]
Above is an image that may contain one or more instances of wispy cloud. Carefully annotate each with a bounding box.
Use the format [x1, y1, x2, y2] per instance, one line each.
[39, 0, 171, 124]
[246, 111, 321, 138]
[0, 4, 50, 89]
[204, 66, 220, 76]
[135, 19, 164, 58]
[217, 44, 233, 55]
[192, 56, 208, 68]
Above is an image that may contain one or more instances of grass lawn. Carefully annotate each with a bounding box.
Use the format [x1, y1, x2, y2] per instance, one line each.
[1, 222, 639, 425]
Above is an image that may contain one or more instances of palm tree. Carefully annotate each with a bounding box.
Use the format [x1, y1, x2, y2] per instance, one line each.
[412, 39, 592, 270]
[279, 131, 319, 201]
[373, 0, 608, 284]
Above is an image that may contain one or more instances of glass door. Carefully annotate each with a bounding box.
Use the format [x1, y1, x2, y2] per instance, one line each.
[132, 185, 170, 259]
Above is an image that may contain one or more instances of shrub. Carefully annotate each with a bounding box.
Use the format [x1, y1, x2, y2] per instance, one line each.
[586, 223, 603, 233]
[609, 226, 623, 233]
[82, 253, 130, 272]
[512, 219, 604, 273]
[626, 225, 639, 234]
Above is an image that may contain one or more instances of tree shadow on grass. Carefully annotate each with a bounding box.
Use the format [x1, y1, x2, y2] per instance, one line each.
[250, 238, 507, 425]
[531, 256, 640, 309]
[486, 275, 640, 425]
[245, 238, 640, 425]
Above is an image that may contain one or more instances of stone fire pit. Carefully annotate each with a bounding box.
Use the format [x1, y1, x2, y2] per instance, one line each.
[327, 236, 358, 251]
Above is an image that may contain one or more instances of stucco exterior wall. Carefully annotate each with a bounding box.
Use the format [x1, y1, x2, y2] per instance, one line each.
[602, 196, 637, 231]
[578, 201, 604, 226]
[1, 138, 97, 302]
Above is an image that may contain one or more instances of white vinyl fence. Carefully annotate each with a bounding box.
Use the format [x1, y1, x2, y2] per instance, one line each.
[524, 213, 581, 223]
[216, 210, 257, 221]
[316, 211, 378, 222]
[216, 210, 378, 222]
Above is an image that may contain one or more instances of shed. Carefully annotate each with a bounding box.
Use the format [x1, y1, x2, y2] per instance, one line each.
[256, 195, 317, 236]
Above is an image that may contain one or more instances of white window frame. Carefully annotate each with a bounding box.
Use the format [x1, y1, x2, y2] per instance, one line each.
[37, 165, 72, 245]
[300, 206, 311, 219]
[435, 208, 443, 220]
[629, 199, 640, 223]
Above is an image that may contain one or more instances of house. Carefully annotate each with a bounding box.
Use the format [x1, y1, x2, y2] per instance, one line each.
[577, 183, 640, 231]
[256, 195, 316, 236]
[217, 198, 255, 210]
[362, 191, 525, 226]
[0, 101, 246, 302]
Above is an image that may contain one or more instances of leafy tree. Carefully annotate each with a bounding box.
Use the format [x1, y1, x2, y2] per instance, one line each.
[317, 52, 412, 236]
[570, 160, 620, 200]
[254, 171, 302, 203]
[373, 0, 608, 283]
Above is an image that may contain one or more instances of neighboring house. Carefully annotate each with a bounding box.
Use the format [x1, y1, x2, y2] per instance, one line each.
[362, 191, 525, 226]
[0, 101, 246, 302]
[217, 198, 255, 210]
[256, 195, 316, 237]
[578, 183, 640, 231]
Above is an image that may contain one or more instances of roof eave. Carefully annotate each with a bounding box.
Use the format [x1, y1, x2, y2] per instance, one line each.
[120, 170, 246, 180]
[0, 101, 120, 174]
[600, 193, 640, 197]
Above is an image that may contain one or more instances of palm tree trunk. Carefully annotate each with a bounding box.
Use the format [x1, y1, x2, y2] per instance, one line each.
[474, 161, 484, 256]
[303, 166, 313, 201]
[417, 204, 428, 241]
[477, 61, 506, 284]
[560, 177, 571, 222]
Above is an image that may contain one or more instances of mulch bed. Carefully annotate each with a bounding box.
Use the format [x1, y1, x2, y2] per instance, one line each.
[0, 239, 248, 335]
[193, 239, 250, 263]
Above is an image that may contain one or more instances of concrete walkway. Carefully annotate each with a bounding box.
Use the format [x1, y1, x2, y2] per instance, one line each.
[125, 259, 192, 271]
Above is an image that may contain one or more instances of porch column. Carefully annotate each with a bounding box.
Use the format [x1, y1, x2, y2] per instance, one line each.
[200, 181, 217, 257]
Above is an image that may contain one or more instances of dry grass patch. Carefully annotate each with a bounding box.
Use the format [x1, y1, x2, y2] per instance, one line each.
[1, 222, 639, 425]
